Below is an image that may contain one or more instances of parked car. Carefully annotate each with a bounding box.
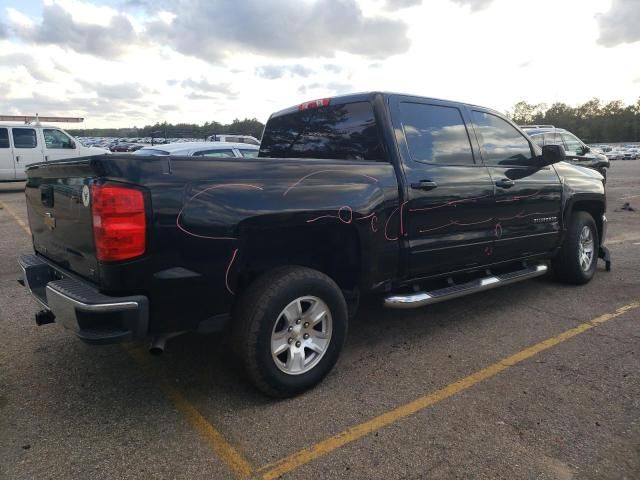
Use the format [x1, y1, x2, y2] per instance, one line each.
[0, 120, 109, 181]
[520, 126, 609, 182]
[205, 134, 261, 145]
[620, 147, 638, 160]
[19, 92, 610, 397]
[604, 150, 621, 161]
[134, 141, 259, 158]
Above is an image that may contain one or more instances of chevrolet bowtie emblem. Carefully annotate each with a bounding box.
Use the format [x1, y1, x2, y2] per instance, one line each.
[44, 212, 56, 230]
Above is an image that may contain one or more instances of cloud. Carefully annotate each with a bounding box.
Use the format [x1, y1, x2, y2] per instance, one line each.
[450, 0, 494, 11]
[596, 0, 640, 47]
[11, 3, 138, 59]
[384, 0, 422, 9]
[77, 81, 148, 100]
[297, 81, 354, 96]
[181, 78, 237, 98]
[0, 22, 7, 38]
[255, 64, 313, 79]
[146, 0, 410, 62]
[0, 54, 50, 82]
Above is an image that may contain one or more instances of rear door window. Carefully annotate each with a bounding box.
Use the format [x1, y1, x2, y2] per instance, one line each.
[260, 101, 385, 161]
[399, 102, 475, 165]
[12, 128, 37, 148]
[0, 128, 9, 148]
[238, 149, 258, 158]
[192, 149, 235, 157]
[471, 111, 534, 166]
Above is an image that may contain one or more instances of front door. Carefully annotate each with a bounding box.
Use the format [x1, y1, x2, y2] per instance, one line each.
[469, 109, 562, 262]
[42, 128, 79, 161]
[390, 97, 496, 278]
[11, 127, 44, 180]
[0, 127, 15, 180]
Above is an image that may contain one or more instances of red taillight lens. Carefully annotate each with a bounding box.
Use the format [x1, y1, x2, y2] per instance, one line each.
[298, 98, 330, 111]
[91, 184, 146, 262]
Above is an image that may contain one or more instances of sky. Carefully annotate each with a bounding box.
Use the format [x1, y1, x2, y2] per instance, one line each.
[0, 0, 638, 128]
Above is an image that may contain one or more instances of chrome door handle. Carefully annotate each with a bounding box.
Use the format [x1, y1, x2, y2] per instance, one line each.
[495, 178, 515, 188]
[410, 180, 438, 190]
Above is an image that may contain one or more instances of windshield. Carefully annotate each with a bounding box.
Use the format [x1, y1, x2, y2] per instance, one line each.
[259, 101, 385, 161]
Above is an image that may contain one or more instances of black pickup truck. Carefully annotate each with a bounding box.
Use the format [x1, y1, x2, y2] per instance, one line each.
[20, 92, 610, 397]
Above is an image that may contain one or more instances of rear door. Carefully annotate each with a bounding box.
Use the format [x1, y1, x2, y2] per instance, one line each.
[0, 127, 15, 180]
[390, 96, 496, 278]
[469, 109, 562, 261]
[11, 127, 44, 179]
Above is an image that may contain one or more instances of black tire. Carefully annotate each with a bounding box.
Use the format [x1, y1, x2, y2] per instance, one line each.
[553, 211, 599, 285]
[233, 266, 348, 397]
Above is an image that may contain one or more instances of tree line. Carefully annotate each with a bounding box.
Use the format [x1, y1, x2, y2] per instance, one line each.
[508, 98, 640, 143]
[68, 98, 640, 144]
[68, 118, 265, 140]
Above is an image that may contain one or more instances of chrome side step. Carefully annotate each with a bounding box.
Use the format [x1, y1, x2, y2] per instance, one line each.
[384, 264, 548, 309]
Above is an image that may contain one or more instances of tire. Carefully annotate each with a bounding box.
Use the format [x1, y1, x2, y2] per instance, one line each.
[233, 266, 348, 397]
[553, 211, 599, 285]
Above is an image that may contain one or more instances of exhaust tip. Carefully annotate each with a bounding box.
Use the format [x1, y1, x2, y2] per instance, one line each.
[149, 346, 164, 356]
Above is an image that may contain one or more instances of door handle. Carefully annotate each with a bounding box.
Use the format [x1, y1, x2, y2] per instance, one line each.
[410, 180, 438, 190]
[15, 155, 20, 163]
[45, 155, 49, 161]
[495, 178, 515, 188]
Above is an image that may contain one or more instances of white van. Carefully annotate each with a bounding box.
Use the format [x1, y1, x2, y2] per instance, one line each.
[0, 118, 109, 182]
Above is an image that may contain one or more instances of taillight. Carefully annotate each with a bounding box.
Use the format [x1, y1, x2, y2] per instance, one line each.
[298, 98, 330, 111]
[91, 184, 146, 262]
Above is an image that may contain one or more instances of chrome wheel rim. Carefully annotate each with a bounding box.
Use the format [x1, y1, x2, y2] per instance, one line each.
[270, 296, 332, 375]
[578, 225, 595, 272]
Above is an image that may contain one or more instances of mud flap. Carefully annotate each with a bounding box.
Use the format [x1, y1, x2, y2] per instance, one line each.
[599, 246, 611, 272]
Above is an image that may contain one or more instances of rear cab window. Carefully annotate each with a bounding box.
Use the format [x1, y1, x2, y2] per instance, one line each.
[259, 100, 385, 161]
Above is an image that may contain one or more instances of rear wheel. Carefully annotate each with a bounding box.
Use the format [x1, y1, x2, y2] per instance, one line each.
[233, 266, 348, 397]
[553, 211, 598, 284]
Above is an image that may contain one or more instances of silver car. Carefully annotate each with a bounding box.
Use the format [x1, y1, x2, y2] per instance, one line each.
[134, 141, 259, 158]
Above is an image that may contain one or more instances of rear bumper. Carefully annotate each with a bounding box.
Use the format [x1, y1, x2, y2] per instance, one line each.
[19, 254, 148, 344]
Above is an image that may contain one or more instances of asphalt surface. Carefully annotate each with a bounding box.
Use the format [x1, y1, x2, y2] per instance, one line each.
[1, 161, 639, 480]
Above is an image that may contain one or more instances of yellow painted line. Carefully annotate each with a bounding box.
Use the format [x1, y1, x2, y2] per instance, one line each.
[258, 302, 640, 480]
[0, 199, 30, 236]
[125, 346, 254, 479]
[0, 204, 253, 479]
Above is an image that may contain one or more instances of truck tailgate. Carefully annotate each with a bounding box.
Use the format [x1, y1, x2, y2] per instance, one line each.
[25, 159, 99, 282]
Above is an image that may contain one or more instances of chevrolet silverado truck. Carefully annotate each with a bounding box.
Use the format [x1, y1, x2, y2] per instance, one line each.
[19, 92, 610, 397]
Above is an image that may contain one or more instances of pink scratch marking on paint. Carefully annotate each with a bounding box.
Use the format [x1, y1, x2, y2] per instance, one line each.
[176, 183, 263, 240]
[496, 189, 543, 203]
[418, 217, 493, 234]
[384, 206, 400, 241]
[225, 248, 239, 295]
[356, 212, 379, 233]
[306, 206, 353, 224]
[283, 170, 379, 196]
[408, 194, 490, 213]
[497, 210, 557, 221]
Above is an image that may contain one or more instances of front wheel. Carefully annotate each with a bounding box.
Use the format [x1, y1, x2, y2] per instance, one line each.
[233, 266, 348, 397]
[552, 211, 599, 285]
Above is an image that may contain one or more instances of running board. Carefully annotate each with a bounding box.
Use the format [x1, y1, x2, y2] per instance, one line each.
[384, 264, 548, 309]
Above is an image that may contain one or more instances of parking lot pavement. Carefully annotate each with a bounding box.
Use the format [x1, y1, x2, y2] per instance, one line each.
[1, 161, 639, 480]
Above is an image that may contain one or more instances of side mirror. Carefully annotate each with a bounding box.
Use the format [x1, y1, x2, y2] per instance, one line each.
[581, 145, 590, 154]
[67, 140, 76, 149]
[540, 144, 566, 166]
